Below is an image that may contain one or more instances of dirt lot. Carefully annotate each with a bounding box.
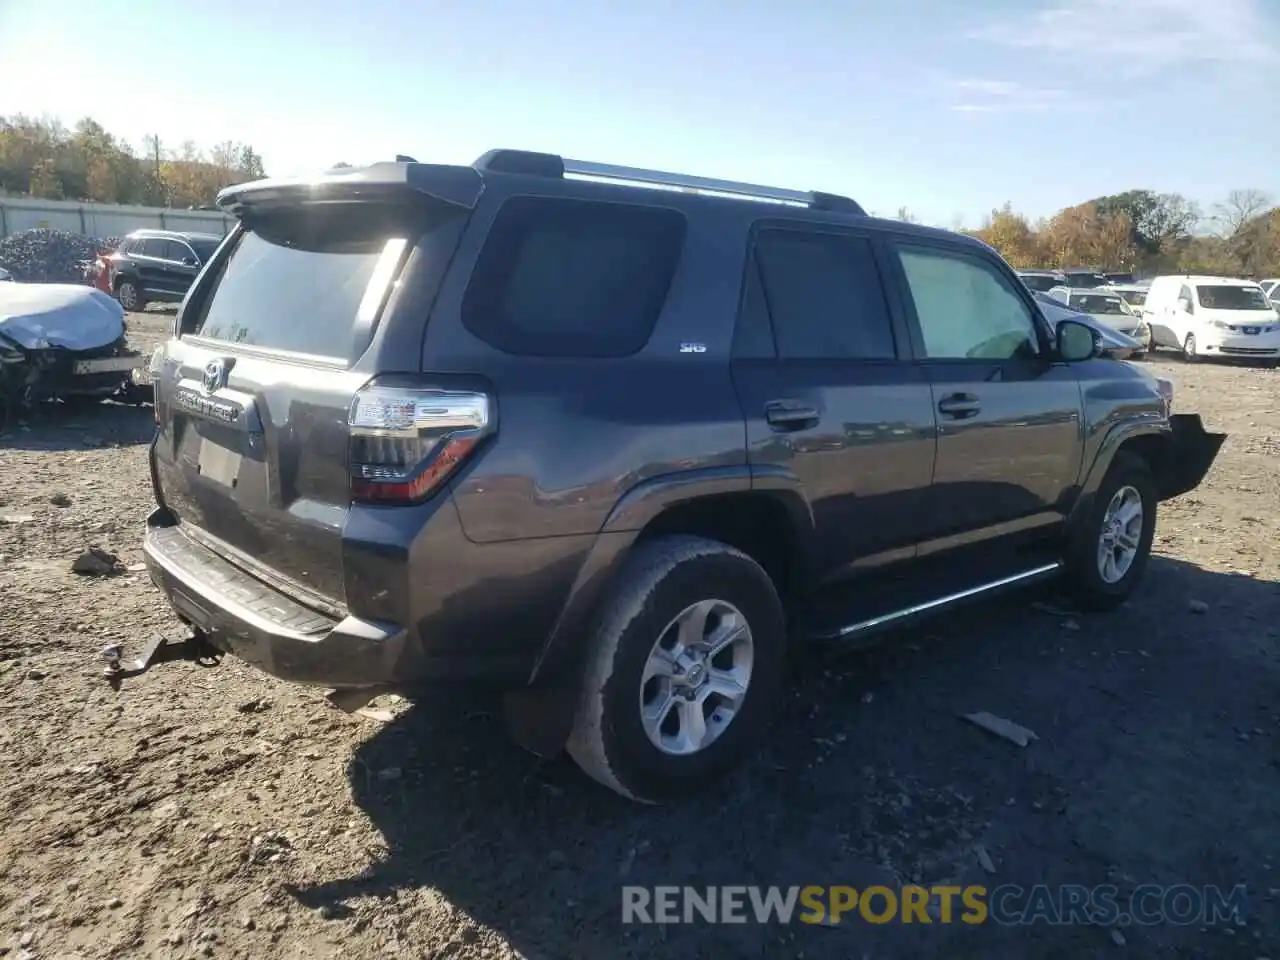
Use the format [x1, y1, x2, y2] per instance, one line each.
[1, 310, 1278, 960]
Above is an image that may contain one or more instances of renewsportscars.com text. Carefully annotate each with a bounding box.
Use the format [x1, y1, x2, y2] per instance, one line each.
[621, 884, 1248, 926]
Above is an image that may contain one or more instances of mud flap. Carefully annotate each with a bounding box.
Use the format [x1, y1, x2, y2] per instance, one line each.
[1158, 414, 1227, 500]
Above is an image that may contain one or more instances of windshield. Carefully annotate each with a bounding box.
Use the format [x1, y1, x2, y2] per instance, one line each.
[1070, 293, 1131, 316]
[1196, 285, 1271, 311]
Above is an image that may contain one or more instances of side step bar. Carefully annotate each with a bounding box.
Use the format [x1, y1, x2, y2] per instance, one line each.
[813, 562, 1062, 642]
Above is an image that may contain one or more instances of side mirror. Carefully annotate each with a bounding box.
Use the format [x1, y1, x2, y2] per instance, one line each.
[182, 256, 198, 267]
[1057, 319, 1101, 362]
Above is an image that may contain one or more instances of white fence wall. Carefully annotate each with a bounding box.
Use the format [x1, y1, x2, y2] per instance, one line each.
[0, 196, 233, 239]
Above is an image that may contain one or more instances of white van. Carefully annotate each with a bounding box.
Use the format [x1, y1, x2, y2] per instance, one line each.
[1143, 275, 1280, 363]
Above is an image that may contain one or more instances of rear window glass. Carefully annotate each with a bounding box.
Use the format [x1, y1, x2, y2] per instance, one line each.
[461, 196, 686, 357]
[1018, 274, 1059, 292]
[187, 205, 414, 359]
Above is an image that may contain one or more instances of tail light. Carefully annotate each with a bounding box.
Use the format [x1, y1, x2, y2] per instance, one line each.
[348, 382, 494, 505]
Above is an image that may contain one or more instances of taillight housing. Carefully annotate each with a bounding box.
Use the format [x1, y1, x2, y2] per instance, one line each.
[348, 382, 494, 505]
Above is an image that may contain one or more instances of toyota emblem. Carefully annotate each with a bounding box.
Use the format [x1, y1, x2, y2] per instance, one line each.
[202, 359, 227, 394]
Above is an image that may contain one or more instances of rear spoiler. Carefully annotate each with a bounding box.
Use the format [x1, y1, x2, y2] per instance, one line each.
[216, 162, 484, 217]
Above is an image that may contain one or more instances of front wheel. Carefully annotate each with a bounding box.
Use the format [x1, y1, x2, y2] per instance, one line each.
[1063, 452, 1158, 611]
[566, 535, 786, 803]
[1182, 332, 1199, 362]
[116, 279, 144, 312]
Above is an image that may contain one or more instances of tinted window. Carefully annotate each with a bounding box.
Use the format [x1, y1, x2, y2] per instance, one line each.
[896, 246, 1040, 360]
[189, 239, 220, 262]
[752, 230, 895, 360]
[140, 238, 167, 258]
[1018, 274, 1059, 293]
[461, 196, 686, 357]
[188, 204, 418, 359]
[164, 240, 192, 262]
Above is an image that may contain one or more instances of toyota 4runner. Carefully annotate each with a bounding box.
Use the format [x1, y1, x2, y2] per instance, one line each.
[138, 149, 1224, 803]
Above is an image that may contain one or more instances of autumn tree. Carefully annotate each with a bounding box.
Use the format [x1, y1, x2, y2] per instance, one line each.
[0, 114, 266, 207]
[1040, 202, 1136, 271]
[971, 203, 1044, 267]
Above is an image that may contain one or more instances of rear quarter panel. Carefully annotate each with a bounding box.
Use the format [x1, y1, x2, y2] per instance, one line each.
[421, 180, 757, 544]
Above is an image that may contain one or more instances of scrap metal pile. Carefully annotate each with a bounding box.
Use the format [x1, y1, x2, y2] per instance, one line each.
[0, 229, 120, 285]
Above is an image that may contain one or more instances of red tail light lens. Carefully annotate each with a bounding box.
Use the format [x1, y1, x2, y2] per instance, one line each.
[348, 383, 494, 505]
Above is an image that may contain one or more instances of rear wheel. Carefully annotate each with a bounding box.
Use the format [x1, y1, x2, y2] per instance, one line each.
[566, 535, 786, 803]
[116, 279, 144, 312]
[1063, 452, 1157, 611]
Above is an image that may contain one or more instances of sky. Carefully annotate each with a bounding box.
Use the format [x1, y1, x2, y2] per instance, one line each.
[1, 0, 1278, 226]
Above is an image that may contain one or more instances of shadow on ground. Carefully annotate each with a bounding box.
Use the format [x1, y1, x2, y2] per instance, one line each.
[0, 400, 155, 452]
[293, 557, 1280, 960]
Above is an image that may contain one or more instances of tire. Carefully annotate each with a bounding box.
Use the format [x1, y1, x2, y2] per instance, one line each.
[566, 535, 786, 804]
[1063, 451, 1158, 611]
[1182, 332, 1199, 362]
[116, 279, 144, 312]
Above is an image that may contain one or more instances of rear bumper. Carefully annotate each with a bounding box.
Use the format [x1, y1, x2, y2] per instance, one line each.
[1157, 413, 1226, 500]
[143, 513, 532, 688]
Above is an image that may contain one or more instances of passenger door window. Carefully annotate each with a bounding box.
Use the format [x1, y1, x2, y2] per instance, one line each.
[139, 238, 167, 259]
[165, 240, 194, 264]
[752, 230, 897, 360]
[895, 246, 1041, 361]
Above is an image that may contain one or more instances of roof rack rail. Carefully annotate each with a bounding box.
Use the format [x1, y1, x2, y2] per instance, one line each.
[471, 148, 865, 215]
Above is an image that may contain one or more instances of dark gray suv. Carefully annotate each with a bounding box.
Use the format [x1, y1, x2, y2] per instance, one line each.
[138, 150, 1224, 803]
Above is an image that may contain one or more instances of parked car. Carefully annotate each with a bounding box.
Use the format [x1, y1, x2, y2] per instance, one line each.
[1260, 278, 1280, 306]
[0, 283, 148, 414]
[132, 150, 1224, 803]
[1046, 286, 1152, 356]
[1102, 272, 1135, 285]
[107, 229, 224, 312]
[1033, 292, 1145, 361]
[1016, 269, 1067, 293]
[1144, 275, 1280, 364]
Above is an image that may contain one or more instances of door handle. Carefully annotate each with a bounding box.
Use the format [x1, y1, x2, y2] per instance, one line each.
[765, 400, 819, 431]
[937, 393, 981, 419]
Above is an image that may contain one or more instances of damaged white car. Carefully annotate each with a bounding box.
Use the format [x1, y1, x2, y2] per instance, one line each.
[0, 283, 149, 412]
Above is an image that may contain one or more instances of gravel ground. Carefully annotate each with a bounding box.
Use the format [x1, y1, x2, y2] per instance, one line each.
[1, 312, 1278, 960]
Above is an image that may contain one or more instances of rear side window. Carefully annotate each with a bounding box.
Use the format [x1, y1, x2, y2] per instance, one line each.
[461, 196, 686, 357]
[186, 204, 419, 359]
[753, 229, 896, 360]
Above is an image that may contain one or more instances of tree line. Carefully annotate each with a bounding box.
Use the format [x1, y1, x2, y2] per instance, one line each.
[956, 189, 1280, 279]
[0, 115, 266, 210]
[4, 115, 1278, 277]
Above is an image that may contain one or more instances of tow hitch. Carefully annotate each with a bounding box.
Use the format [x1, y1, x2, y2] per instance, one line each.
[101, 631, 222, 689]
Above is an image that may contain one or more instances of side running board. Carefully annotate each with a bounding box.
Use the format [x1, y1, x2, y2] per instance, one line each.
[814, 562, 1062, 642]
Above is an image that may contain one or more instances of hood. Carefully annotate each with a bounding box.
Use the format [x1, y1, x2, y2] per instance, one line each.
[1196, 307, 1280, 329]
[0, 283, 126, 352]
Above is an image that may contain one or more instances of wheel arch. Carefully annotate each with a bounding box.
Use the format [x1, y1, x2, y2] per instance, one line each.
[509, 470, 814, 756]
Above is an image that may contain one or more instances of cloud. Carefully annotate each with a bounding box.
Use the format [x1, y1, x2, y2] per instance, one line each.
[953, 79, 1021, 97]
[945, 79, 1081, 114]
[967, 0, 1271, 71]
